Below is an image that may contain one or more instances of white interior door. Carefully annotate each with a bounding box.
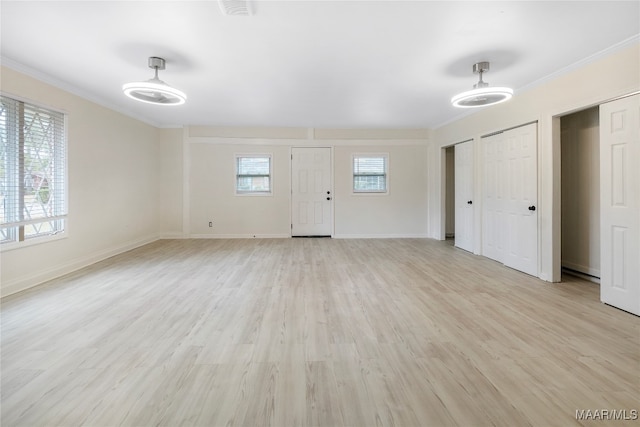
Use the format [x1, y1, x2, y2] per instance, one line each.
[482, 133, 506, 262]
[600, 94, 640, 315]
[291, 147, 332, 236]
[503, 123, 538, 276]
[482, 123, 538, 276]
[455, 141, 474, 252]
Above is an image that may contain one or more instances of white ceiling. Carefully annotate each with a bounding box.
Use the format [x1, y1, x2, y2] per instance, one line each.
[1, 1, 638, 129]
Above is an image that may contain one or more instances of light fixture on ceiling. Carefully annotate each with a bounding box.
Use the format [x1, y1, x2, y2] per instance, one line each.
[218, 0, 252, 16]
[122, 57, 186, 106]
[451, 61, 513, 108]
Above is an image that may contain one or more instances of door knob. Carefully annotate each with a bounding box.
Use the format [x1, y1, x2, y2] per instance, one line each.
[467, 200, 473, 205]
[327, 191, 331, 194]
[528, 205, 536, 211]
[327, 197, 332, 201]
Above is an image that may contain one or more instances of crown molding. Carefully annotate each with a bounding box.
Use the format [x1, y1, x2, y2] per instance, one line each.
[1, 56, 168, 128]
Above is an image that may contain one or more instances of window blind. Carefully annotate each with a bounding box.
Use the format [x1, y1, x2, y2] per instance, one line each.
[1, 95, 67, 243]
[236, 155, 271, 193]
[353, 155, 387, 192]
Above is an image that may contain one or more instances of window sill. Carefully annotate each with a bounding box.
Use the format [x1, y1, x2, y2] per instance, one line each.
[235, 192, 273, 197]
[0, 232, 68, 252]
[352, 191, 389, 196]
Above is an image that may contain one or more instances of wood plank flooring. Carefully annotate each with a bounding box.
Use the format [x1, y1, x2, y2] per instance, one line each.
[1, 238, 639, 426]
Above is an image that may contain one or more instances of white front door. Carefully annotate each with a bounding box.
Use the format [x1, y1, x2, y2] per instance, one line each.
[455, 141, 474, 252]
[503, 123, 538, 276]
[291, 147, 333, 236]
[600, 94, 640, 315]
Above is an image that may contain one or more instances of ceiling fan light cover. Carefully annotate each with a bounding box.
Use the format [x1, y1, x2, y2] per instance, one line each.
[123, 57, 187, 106]
[451, 86, 513, 108]
[122, 79, 187, 106]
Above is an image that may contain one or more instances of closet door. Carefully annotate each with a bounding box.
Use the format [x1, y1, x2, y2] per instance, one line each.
[503, 123, 538, 276]
[600, 94, 639, 315]
[482, 133, 506, 262]
[482, 123, 538, 276]
[455, 141, 474, 252]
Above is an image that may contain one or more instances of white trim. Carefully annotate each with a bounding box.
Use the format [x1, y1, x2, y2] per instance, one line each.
[517, 34, 640, 96]
[333, 234, 429, 239]
[433, 35, 640, 130]
[0, 56, 182, 129]
[0, 234, 159, 298]
[187, 136, 429, 147]
[189, 234, 290, 239]
[0, 89, 70, 116]
[1, 231, 67, 252]
[2, 214, 68, 228]
[158, 232, 185, 239]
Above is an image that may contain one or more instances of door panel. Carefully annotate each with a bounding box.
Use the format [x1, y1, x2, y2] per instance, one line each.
[482, 133, 507, 262]
[482, 123, 538, 276]
[455, 141, 474, 252]
[503, 124, 538, 276]
[600, 94, 639, 315]
[291, 147, 332, 236]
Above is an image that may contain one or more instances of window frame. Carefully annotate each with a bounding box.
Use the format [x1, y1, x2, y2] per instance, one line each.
[0, 93, 68, 250]
[234, 153, 273, 196]
[352, 153, 389, 195]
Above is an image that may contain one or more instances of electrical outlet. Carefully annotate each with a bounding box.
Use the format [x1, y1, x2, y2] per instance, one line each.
[208, 221, 213, 227]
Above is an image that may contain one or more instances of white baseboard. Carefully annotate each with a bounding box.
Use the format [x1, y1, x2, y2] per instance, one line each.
[189, 234, 290, 239]
[333, 233, 429, 239]
[1, 234, 160, 298]
[158, 232, 186, 239]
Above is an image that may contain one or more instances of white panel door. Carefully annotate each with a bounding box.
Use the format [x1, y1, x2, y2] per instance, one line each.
[600, 94, 640, 315]
[455, 141, 474, 252]
[482, 133, 507, 263]
[503, 123, 538, 276]
[482, 123, 538, 276]
[291, 147, 332, 236]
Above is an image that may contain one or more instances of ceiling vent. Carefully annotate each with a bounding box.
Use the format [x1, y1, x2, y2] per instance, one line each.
[218, 0, 252, 16]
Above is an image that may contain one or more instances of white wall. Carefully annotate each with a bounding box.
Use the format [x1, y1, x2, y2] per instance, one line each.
[1, 66, 160, 296]
[430, 42, 640, 282]
[334, 144, 429, 237]
[181, 128, 430, 238]
[188, 143, 292, 237]
[561, 107, 600, 277]
[158, 128, 184, 237]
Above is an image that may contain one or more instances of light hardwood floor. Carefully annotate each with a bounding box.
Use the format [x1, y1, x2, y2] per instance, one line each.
[1, 238, 639, 426]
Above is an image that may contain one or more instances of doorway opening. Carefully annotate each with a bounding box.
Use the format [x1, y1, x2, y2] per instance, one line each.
[560, 106, 601, 283]
[444, 146, 455, 241]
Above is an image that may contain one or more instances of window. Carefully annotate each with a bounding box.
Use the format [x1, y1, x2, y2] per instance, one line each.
[353, 154, 388, 193]
[1, 95, 67, 245]
[235, 154, 272, 194]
